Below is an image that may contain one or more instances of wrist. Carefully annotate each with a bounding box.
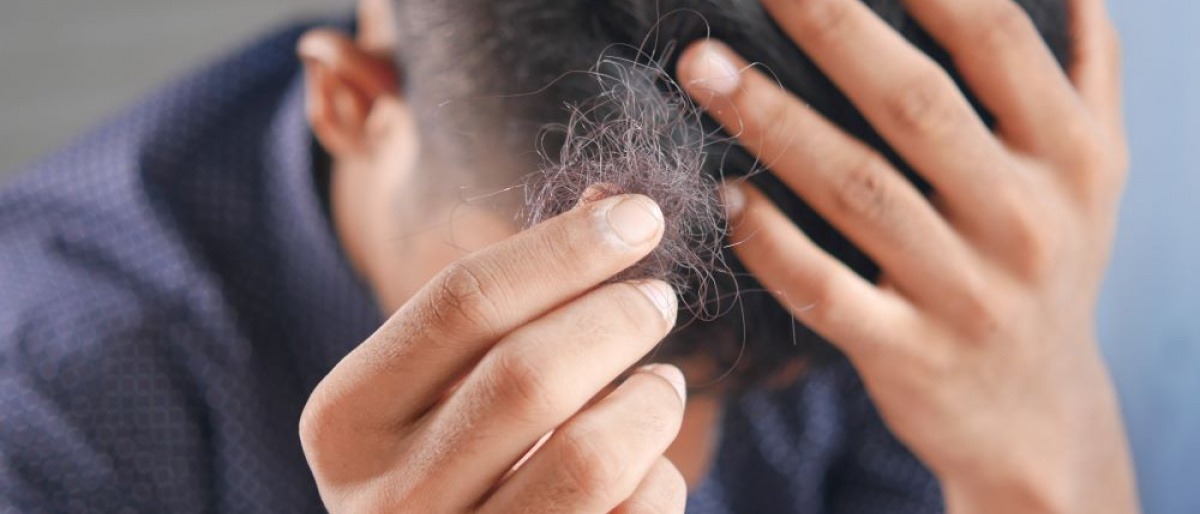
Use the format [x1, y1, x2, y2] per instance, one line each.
[936, 337, 1139, 514]
[937, 423, 1139, 514]
[941, 465, 1078, 514]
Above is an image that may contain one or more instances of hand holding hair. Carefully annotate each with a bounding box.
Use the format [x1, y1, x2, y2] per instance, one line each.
[677, 0, 1136, 512]
[300, 192, 688, 513]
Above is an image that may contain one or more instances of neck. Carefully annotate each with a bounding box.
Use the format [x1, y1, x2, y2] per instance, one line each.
[329, 155, 520, 314]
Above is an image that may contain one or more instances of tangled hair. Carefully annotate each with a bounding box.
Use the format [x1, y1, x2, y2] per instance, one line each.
[390, 0, 1071, 389]
[522, 56, 728, 320]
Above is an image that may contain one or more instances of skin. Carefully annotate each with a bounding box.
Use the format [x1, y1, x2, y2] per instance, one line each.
[296, 0, 1138, 512]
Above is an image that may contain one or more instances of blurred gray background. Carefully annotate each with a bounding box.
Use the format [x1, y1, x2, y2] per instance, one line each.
[1, 1, 1197, 512]
[0, 0, 349, 172]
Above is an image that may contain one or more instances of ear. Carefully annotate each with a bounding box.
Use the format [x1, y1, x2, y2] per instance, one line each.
[298, 28, 400, 159]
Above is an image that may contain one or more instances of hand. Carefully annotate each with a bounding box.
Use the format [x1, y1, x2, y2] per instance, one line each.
[299, 193, 689, 513]
[678, 0, 1135, 512]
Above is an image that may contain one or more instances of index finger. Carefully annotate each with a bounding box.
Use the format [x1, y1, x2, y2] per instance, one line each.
[312, 193, 666, 430]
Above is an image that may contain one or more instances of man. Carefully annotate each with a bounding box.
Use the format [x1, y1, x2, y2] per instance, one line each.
[0, 0, 1137, 512]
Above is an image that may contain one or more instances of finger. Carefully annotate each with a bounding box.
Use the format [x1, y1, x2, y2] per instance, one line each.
[678, 44, 976, 308]
[732, 0, 1018, 223]
[411, 280, 678, 508]
[480, 365, 687, 514]
[894, 0, 1090, 156]
[610, 457, 688, 514]
[304, 194, 664, 437]
[724, 183, 918, 362]
[1067, 0, 1126, 141]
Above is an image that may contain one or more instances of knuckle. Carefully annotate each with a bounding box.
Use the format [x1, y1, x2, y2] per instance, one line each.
[625, 376, 685, 438]
[557, 424, 623, 497]
[907, 342, 958, 388]
[533, 219, 590, 267]
[487, 348, 563, 421]
[297, 392, 333, 452]
[979, 2, 1036, 52]
[1009, 214, 1057, 282]
[951, 269, 1004, 340]
[887, 73, 964, 138]
[297, 384, 355, 476]
[799, 0, 857, 47]
[526, 211, 627, 284]
[297, 380, 347, 452]
[430, 261, 504, 334]
[1061, 118, 1105, 163]
[298, 389, 425, 512]
[659, 463, 689, 513]
[747, 89, 802, 153]
[991, 184, 1042, 238]
[831, 154, 895, 225]
[616, 461, 688, 514]
[792, 270, 842, 328]
[1058, 120, 1122, 196]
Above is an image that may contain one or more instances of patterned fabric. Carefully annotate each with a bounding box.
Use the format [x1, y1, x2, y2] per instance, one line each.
[0, 21, 943, 514]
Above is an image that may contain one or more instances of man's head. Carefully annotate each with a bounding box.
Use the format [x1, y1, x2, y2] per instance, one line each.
[299, 0, 1069, 388]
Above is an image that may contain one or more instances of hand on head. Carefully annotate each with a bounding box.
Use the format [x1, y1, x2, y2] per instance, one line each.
[677, 0, 1135, 511]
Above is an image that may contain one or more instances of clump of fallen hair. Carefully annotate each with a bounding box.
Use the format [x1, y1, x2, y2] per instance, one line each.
[522, 55, 728, 318]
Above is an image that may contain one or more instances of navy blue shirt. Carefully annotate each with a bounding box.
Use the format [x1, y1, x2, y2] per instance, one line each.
[0, 21, 943, 513]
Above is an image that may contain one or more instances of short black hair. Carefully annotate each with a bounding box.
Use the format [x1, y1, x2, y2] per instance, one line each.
[388, 0, 1070, 389]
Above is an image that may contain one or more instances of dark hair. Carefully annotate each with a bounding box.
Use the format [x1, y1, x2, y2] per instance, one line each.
[389, 0, 1070, 389]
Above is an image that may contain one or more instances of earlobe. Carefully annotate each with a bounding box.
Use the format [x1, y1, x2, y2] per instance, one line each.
[298, 28, 400, 159]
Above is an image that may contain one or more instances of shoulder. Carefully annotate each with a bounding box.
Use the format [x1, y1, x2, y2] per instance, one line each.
[0, 17, 335, 426]
[0, 22, 336, 511]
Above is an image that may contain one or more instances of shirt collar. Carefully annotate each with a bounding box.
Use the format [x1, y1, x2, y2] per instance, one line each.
[261, 70, 383, 388]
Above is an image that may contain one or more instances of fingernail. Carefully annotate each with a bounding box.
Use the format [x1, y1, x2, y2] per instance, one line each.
[719, 183, 746, 220]
[640, 364, 688, 405]
[633, 280, 678, 325]
[688, 43, 741, 96]
[606, 195, 664, 246]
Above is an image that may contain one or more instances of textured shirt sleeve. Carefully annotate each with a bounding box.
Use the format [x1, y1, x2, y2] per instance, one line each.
[1, 301, 215, 513]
